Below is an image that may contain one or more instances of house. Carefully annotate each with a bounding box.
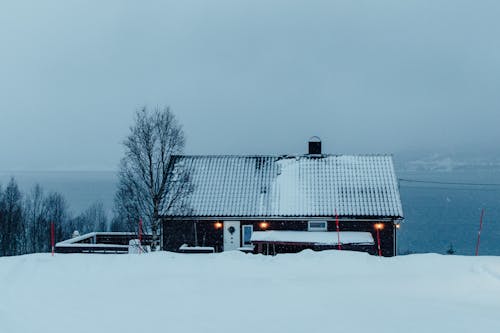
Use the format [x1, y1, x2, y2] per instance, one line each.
[161, 138, 404, 256]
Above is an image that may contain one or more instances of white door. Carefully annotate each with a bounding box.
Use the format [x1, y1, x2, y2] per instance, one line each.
[223, 221, 240, 251]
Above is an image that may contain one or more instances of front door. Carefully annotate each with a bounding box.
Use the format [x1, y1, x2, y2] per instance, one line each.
[223, 221, 240, 251]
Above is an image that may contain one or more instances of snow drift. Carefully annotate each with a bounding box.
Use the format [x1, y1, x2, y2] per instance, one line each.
[1, 251, 500, 333]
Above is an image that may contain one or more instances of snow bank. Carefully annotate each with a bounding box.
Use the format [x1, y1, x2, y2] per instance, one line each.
[1, 251, 500, 333]
[251, 230, 374, 245]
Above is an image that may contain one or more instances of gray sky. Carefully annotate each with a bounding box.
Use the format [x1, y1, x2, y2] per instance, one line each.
[1, 0, 499, 171]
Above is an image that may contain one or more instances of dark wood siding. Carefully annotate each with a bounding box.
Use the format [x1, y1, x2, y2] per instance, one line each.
[241, 220, 308, 231]
[327, 220, 395, 257]
[162, 219, 396, 256]
[163, 220, 223, 252]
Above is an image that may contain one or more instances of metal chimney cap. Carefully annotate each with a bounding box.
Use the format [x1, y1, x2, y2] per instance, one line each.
[308, 136, 322, 155]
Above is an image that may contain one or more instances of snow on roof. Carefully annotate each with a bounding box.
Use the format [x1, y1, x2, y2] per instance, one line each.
[55, 232, 137, 246]
[179, 244, 215, 252]
[251, 231, 375, 245]
[164, 154, 403, 218]
[54, 243, 130, 249]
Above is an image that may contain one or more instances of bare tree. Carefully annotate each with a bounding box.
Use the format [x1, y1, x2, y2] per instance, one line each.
[24, 184, 47, 253]
[44, 192, 70, 244]
[24, 185, 71, 253]
[0, 179, 71, 256]
[0, 179, 24, 256]
[68, 201, 108, 235]
[83, 201, 108, 232]
[115, 107, 192, 250]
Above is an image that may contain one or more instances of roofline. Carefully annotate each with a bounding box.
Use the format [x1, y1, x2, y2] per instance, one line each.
[161, 216, 402, 222]
[172, 153, 395, 158]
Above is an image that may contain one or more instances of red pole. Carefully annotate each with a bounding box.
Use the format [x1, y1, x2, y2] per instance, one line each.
[335, 209, 341, 251]
[376, 228, 382, 257]
[475, 209, 485, 256]
[139, 218, 143, 254]
[51, 222, 55, 256]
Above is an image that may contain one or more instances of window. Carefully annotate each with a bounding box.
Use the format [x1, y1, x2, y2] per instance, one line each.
[308, 221, 327, 232]
[242, 225, 253, 246]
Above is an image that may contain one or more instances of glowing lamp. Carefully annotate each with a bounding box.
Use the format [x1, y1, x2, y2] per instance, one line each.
[214, 222, 223, 229]
[259, 222, 269, 230]
[374, 223, 384, 257]
[395, 223, 401, 229]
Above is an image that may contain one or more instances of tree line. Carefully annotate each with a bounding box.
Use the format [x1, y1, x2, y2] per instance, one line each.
[1, 106, 190, 256]
[0, 178, 110, 256]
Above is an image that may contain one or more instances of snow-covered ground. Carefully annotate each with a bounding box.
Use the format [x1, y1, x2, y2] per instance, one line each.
[1, 251, 500, 333]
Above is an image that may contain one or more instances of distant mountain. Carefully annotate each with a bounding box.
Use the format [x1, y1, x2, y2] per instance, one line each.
[395, 151, 500, 172]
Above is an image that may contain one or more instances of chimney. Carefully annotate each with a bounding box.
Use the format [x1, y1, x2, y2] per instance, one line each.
[308, 136, 322, 155]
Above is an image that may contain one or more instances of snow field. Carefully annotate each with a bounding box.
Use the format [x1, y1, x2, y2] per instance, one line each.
[1, 251, 500, 333]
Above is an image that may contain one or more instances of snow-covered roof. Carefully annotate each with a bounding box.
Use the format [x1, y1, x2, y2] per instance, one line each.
[55, 232, 137, 246]
[179, 244, 215, 252]
[251, 231, 374, 245]
[164, 154, 403, 218]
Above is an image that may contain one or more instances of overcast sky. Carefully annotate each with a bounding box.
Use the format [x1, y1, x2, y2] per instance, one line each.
[1, 0, 499, 171]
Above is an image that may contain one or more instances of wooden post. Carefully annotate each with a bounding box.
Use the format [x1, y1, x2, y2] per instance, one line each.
[194, 221, 198, 247]
[376, 228, 382, 257]
[374, 223, 383, 257]
[393, 222, 397, 257]
[475, 209, 485, 256]
[335, 209, 341, 251]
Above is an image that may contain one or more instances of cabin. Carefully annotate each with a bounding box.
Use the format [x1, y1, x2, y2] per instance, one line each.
[161, 138, 404, 256]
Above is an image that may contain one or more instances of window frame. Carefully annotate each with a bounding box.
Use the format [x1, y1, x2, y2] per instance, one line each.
[308, 221, 328, 232]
